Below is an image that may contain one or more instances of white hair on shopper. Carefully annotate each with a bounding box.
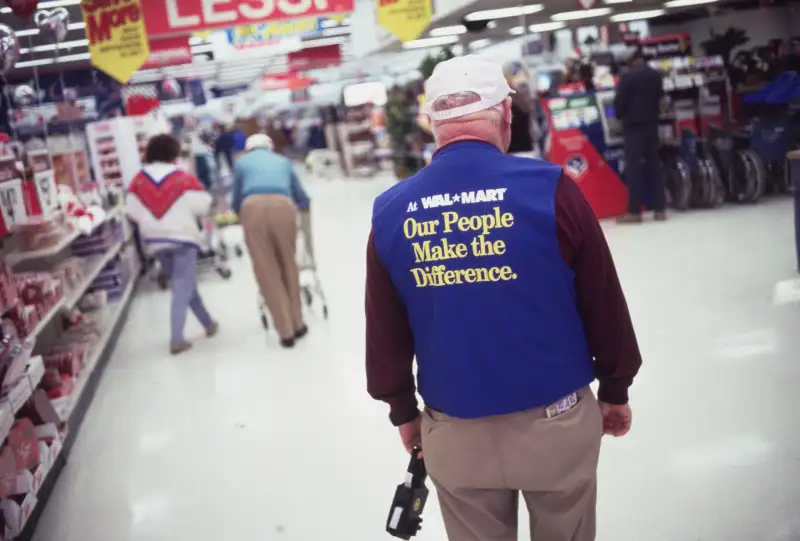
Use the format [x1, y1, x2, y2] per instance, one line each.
[246, 134, 274, 151]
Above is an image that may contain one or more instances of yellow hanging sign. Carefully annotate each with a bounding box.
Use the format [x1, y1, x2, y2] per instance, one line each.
[376, 0, 432, 43]
[81, 0, 150, 83]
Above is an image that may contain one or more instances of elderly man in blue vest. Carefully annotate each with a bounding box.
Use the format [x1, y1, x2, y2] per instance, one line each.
[365, 55, 643, 541]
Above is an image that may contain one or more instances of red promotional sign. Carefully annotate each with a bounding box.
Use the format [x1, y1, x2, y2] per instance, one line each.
[260, 72, 315, 91]
[142, 0, 354, 38]
[288, 44, 341, 72]
[142, 36, 192, 69]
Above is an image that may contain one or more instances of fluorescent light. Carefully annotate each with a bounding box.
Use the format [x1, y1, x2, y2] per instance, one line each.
[429, 25, 467, 37]
[465, 4, 544, 21]
[664, 0, 717, 5]
[509, 26, 525, 36]
[320, 27, 351, 37]
[16, 22, 85, 38]
[611, 9, 665, 21]
[20, 39, 89, 54]
[402, 35, 459, 49]
[530, 21, 567, 32]
[16, 51, 90, 68]
[1, 0, 79, 11]
[551, 7, 612, 21]
[469, 39, 492, 50]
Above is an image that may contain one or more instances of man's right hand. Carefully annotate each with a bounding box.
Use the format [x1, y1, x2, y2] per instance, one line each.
[598, 401, 632, 437]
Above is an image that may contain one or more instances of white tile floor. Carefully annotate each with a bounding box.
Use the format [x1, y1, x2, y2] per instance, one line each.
[32, 176, 800, 541]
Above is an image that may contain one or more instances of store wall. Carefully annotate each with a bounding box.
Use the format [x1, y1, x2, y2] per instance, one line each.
[652, 5, 800, 55]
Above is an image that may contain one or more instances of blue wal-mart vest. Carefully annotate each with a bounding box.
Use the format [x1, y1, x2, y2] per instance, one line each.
[371, 141, 595, 419]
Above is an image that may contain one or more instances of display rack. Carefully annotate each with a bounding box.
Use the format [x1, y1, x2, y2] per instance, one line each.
[0, 198, 138, 539]
[86, 118, 141, 188]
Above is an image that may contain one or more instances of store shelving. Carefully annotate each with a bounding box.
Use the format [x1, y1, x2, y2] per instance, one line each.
[13, 272, 138, 541]
[86, 117, 141, 189]
[6, 205, 123, 267]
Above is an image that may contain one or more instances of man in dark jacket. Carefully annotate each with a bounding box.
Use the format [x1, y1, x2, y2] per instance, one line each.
[366, 55, 642, 541]
[614, 49, 666, 222]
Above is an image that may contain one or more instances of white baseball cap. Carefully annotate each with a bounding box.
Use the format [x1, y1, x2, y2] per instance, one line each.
[425, 55, 515, 122]
[245, 134, 274, 151]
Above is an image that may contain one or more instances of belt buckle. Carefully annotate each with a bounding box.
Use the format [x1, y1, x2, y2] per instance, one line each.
[545, 392, 579, 419]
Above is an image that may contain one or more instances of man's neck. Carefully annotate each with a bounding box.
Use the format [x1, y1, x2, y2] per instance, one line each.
[438, 135, 504, 152]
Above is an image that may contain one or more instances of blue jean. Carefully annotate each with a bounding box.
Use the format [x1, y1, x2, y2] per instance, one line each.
[155, 246, 213, 344]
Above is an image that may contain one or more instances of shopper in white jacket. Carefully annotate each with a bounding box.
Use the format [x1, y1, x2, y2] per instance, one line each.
[126, 134, 219, 355]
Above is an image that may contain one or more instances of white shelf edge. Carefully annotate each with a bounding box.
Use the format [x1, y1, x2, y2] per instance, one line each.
[65, 276, 137, 420]
[7, 205, 124, 266]
[63, 241, 123, 309]
[28, 241, 123, 339]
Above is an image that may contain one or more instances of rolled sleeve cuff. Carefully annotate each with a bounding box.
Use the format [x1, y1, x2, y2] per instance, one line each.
[597, 377, 633, 405]
[388, 394, 420, 427]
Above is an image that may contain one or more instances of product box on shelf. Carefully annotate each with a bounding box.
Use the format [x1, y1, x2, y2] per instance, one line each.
[0, 491, 37, 537]
[0, 259, 19, 310]
[0, 157, 27, 238]
[7, 418, 41, 471]
[0, 447, 15, 500]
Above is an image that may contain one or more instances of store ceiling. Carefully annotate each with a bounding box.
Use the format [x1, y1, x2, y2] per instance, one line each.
[1, 0, 797, 89]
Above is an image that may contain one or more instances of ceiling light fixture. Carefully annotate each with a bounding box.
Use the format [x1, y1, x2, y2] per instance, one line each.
[530, 21, 567, 32]
[610, 9, 665, 21]
[16, 22, 85, 38]
[320, 27, 351, 37]
[429, 25, 467, 37]
[465, 4, 544, 22]
[402, 35, 460, 49]
[509, 26, 525, 36]
[1, 0, 80, 12]
[21, 39, 89, 54]
[664, 0, 717, 5]
[551, 7, 612, 21]
[16, 51, 90, 69]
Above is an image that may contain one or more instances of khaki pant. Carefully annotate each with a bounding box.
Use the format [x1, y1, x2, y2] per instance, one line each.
[241, 194, 304, 340]
[421, 388, 603, 541]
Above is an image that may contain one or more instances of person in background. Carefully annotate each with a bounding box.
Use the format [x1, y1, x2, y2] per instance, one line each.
[614, 48, 666, 223]
[505, 71, 535, 154]
[233, 134, 311, 349]
[214, 122, 236, 174]
[366, 55, 642, 541]
[126, 134, 219, 355]
[191, 131, 215, 191]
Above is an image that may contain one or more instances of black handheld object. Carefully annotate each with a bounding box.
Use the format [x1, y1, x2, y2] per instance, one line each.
[386, 447, 429, 539]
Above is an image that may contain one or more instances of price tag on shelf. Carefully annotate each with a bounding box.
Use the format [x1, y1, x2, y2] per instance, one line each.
[675, 75, 694, 89]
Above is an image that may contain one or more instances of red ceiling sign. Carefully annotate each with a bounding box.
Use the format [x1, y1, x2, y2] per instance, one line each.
[141, 36, 193, 69]
[260, 72, 316, 91]
[142, 0, 355, 38]
[288, 44, 342, 72]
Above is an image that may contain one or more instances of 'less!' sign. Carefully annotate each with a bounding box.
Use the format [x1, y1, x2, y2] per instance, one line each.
[142, 0, 355, 37]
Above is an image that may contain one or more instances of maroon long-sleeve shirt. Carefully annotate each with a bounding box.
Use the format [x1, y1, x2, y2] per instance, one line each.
[366, 174, 642, 426]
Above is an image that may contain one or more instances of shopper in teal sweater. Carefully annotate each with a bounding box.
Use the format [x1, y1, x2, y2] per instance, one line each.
[233, 134, 311, 348]
[231, 135, 310, 214]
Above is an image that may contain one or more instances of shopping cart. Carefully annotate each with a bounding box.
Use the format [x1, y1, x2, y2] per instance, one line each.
[259, 208, 329, 331]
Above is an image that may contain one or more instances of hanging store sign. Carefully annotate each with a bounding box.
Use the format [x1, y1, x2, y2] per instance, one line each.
[287, 43, 342, 71]
[260, 73, 316, 91]
[226, 17, 324, 48]
[141, 36, 192, 69]
[82, 0, 151, 83]
[376, 0, 432, 43]
[142, 0, 355, 38]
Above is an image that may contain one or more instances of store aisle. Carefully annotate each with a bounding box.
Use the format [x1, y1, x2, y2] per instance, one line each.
[32, 177, 800, 541]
